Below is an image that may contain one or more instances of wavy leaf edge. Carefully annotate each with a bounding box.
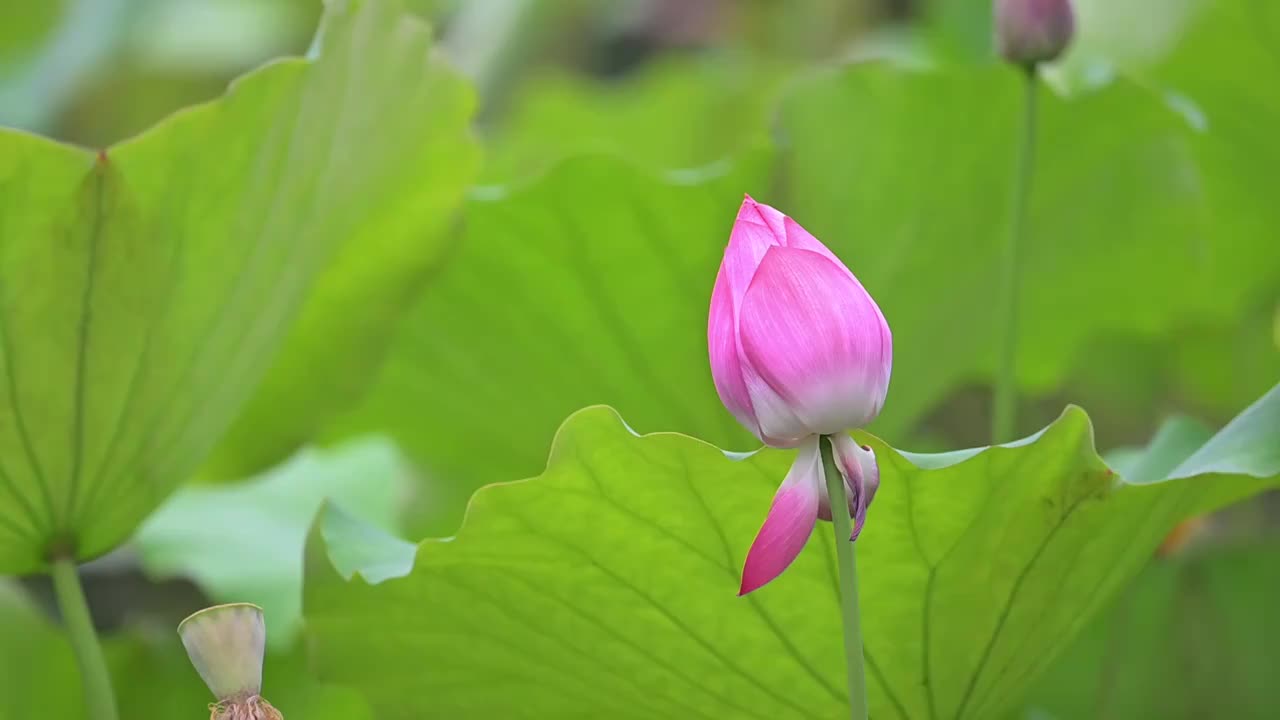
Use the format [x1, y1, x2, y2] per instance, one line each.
[309, 383, 1280, 587]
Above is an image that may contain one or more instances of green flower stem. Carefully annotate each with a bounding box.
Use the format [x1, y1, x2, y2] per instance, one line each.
[51, 555, 119, 720]
[993, 64, 1041, 444]
[820, 435, 869, 720]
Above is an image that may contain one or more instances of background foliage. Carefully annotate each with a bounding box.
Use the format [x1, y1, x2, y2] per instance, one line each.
[0, 0, 1276, 718]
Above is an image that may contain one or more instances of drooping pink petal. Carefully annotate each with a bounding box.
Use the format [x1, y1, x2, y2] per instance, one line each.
[739, 436, 823, 595]
[832, 434, 880, 540]
[738, 246, 893, 437]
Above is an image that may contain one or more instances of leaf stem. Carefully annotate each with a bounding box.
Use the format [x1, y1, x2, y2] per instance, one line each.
[993, 65, 1040, 444]
[51, 555, 118, 720]
[820, 435, 869, 719]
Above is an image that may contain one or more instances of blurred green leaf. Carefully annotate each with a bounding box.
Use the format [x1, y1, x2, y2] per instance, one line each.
[126, 0, 317, 74]
[136, 438, 414, 645]
[1059, 0, 1280, 436]
[779, 64, 1279, 441]
[0, 581, 80, 720]
[0, 580, 371, 719]
[481, 57, 779, 182]
[335, 151, 769, 534]
[1014, 538, 1280, 720]
[1170, 305, 1280, 419]
[919, 0, 993, 63]
[304, 384, 1280, 719]
[201, 55, 479, 480]
[318, 501, 417, 584]
[0, 0, 472, 572]
[1150, 0, 1280, 300]
[1103, 415, 1212, 482]
[1052, 302, 1280, 451]
[0, 1, 68, 65]
[1047, 0, 1204, 92]
[340, 18, 1279, 526]
[0, 0, 132, 134]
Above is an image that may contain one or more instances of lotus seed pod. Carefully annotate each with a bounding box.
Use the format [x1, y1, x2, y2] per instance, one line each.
[179, 604, 283, 719]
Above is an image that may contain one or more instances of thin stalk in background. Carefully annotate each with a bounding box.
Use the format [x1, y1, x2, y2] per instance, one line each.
[820, 435, 869, 720]
[51, 555, 119, 720]
[993, 65, 1041, 444]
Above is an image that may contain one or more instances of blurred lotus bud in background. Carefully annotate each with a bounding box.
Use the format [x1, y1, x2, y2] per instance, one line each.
[994, 0, 1075, 66]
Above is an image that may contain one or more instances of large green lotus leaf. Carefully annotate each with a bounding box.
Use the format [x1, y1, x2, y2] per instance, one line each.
[1101, 415, 1214, 483]
[1013, 538, 1280, 720]
[1021, 1, 1280, 438]
[1048, 300, 1279, 453]
[1053, 0, 1280, 436]
[303, 384, 1280, 719]
[0, 0, 470, 572]
[1149, 0, 1280, 294]
[335, 152, 769, 534]
[780, 63, 1280, 440]
[135, 437, 414, 645]
[0, 580, 371, 720]
[201, 28, 479, 480]
[481, 57, 779, 183]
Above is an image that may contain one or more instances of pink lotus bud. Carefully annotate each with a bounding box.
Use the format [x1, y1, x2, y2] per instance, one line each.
[707, 196, 892, 448]
[994, 0, 1075, 66]
[708, 196, 892, 594]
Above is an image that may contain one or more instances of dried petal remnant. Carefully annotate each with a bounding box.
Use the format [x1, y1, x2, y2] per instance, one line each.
[210, 695, 284, 720]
